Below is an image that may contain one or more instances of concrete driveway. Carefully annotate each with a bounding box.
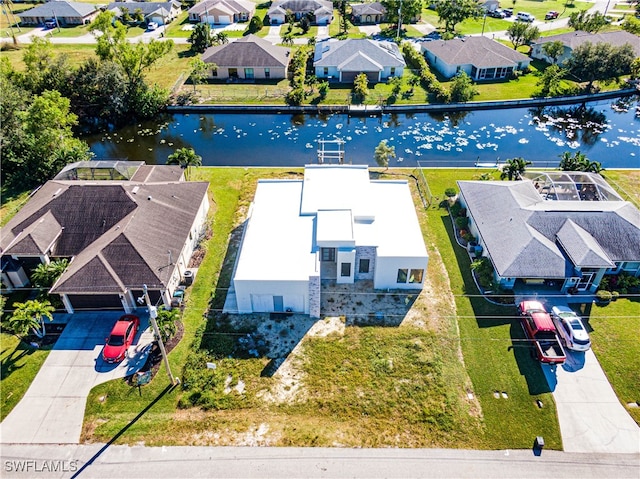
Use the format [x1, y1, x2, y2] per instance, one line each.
[542, 349, 640, 453]
[0, 312, 153, 444]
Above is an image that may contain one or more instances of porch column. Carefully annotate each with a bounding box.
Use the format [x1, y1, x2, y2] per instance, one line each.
[61, 294, 74, 314]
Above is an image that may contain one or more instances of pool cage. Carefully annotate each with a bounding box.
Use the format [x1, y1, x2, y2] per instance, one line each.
[54, 160, 143, 181]
[523, 171, 623, 202]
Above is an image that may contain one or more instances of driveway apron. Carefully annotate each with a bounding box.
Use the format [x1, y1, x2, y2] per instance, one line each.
[543, 349, 640, 453]
[0, 312, 153, 444]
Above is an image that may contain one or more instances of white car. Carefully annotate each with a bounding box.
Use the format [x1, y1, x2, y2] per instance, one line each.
[551, 306, 591, 351]
[516, 12, 535, 22]
[147, 22, 159, 31]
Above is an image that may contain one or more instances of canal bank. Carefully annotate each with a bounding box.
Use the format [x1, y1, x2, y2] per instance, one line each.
[168, 89, 638, 114]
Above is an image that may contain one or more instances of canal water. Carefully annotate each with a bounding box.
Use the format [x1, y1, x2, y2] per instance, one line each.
[87, 98, 640, 168]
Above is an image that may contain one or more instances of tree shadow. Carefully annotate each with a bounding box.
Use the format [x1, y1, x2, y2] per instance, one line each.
[0, 343, 34, 381]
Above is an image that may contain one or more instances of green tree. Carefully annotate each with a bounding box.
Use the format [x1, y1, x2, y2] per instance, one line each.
[382, 0, 424, 26]
[31, 259, 69, 289]
[22, 37, 72, 93]
[338, 0, 350, 36]
[189, 58, 209, 92]
[121, 7, 132, 23]
[507, 21, 540, 50]
[299, 16, 311, 33]
[631, 58, 640, 79]
[541, 41, 565, 65]
[567, 41, 636, 91]
[448, 71, 478, 102]
[388, 75, 403, 96]
[155, 305, 179, 343]
[133, 8, 145, 23]
[189, 22, 213, 53]
[10, 299, 55, 339]
[281, 31, 294, 46]
[558, 151, 603, 172]
[214, 31, 229, 45]
[353, 73, 369, 101]
[568, 10, 608, 33]
[500, 157, 531, 180]
[246, 15, 262, 34]
[167, 147, 203, 180]
[374, 140, 396, 170]
[535, 64, 567, 97]
[622, 15, 640, 35]
[434, 0, 480, 34]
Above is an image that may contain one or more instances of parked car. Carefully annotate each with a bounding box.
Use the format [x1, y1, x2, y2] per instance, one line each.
[102, 314, 140, 363]
[502, 8, 513, 17]
[517, 12, 535, 22]
[424, 31, 441, 40]
[44, 19, 57, 29]
[518, 300, 566, 365]
[147, 21, 159, 31]
[545, 11, 560, 20]
[551, 306, 591, 351]
[488, 9, 507, 18]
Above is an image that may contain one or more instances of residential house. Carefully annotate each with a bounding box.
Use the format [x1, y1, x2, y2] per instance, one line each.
[106, 1, 182, 26]
[313, 38, 405, 83]
[0, 161, 210, 314]
[457, 172, 640, 294]
[531, 30, 640, 65]
[227, 165, 428, 317]
[478, 0, 500, 12]
[201, 34, 291, 80]
[351, 2, 386, 24]
[267, 0, 333, 25]
[421, 36, 530, 80]
[17, 1, 99, 26]
[188, 0, 255, 25]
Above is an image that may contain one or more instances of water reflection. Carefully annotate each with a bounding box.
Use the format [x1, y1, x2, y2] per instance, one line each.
[529, 105, 609, 147]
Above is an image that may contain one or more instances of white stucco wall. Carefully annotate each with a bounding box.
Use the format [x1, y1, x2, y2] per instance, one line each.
[336, 247, 355, 284]
[234, 279, 310, 314]
[373, 256, 428, 290]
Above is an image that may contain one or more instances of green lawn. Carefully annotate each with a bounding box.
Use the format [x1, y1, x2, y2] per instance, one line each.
[0, 333, 52, 421]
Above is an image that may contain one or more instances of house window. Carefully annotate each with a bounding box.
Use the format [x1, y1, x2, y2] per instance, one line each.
[408, 269, 424, 283]
[341, 262, 351, 277]
[359, 258, 370, 273]
[323, 67, 329, 76]
[264, 68, 270, 79]
[397, 269, 408, 283]
[390, 67, 396, 76]
[321, 248, 335, 262]
[244, 68, 254, 79]
[211, 67, 218, 77]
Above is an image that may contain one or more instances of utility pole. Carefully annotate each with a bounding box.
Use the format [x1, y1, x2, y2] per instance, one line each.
[396, 1, 402, 39]
[142, 284, 179, 386]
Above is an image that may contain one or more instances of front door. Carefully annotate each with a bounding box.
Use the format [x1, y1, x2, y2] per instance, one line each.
[577, 269, 596, 291]
[273, 295, 284, 312]
[229, 68, 238, 78]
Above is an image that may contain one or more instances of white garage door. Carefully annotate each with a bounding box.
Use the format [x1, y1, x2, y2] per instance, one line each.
[251, 294, 275, 312]
[218, 15, 231, 24]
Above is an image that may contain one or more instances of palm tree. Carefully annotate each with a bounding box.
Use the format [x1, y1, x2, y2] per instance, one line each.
[500, 157, 531, 180]
[10, 299, 55, 339]
[167, 147, 202, 180]
[374, 140, 396, 170]
[155, 305, 179, 343]
[31, 259, 69, 288]
[558, 151, 603, 173]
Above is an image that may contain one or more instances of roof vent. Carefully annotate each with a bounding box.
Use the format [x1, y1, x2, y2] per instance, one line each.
[148, 196, 152, 201]
[53, 188, 62, 197]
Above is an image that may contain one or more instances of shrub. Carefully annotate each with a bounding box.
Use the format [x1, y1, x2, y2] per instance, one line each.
[450, 201, 462, 217]
[596, 290, 612, 303]
[318, 81, 329, 99]
[455, 216, 468, 229]
[611, 291, 620, 301]
[444, 187, 457, 198]
[470, 257, 494, 289]
[463, 232, 475, 243]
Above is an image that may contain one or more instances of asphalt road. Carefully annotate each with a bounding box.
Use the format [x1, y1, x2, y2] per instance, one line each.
[1, 445, 639, 479]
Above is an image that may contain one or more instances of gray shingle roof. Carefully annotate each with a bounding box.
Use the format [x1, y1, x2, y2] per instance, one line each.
[532, 30, 640, 56]
[421, 36, 530, 69]
[17, 1, 98, 19]
[268, 0, 332, 15]
[188, 0, 254, 16]
[351, 2, 386, 15]
[201, 34, 290, 67]
[458, 179, 640, 278]
[1, 171, 209, 294]
[313, 38, 405, 68]
[106, 1, 179, 17]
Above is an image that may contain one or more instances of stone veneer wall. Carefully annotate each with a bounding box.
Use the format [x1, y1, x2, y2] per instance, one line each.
[355, 246, 376, 281]
[308, 275, 321, 318]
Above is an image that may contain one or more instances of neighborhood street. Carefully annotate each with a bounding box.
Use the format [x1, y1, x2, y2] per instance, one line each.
[1, 444, 639, 478]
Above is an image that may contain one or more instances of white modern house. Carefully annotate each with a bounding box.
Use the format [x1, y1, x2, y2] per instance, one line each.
[228, 165, 428, 318]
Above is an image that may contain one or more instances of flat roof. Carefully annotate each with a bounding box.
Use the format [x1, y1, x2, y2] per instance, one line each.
[234, 166, 427, 283]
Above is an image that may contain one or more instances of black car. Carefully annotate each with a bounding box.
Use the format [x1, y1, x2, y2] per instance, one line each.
[502, 8, 513, 17]
[488, 9, 507, 18]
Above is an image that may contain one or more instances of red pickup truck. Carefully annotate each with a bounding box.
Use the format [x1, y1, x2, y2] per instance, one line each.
[518, 300, 566, 365]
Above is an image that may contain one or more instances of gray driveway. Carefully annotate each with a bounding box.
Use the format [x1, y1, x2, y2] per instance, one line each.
[0, 312, 153, 444]
[542, 349, 640, 453]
